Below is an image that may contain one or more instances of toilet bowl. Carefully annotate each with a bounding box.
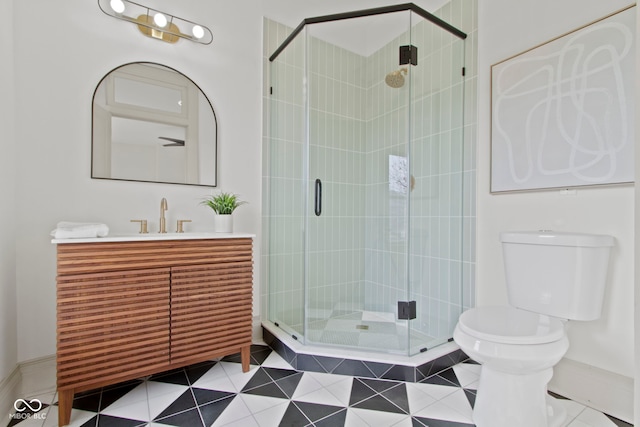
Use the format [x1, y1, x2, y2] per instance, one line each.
[454, 231, 614, 427]
[454, 306, 570, 427]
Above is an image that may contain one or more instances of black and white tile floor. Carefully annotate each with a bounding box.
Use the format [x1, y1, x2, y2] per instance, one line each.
[8, 345, 631, 427]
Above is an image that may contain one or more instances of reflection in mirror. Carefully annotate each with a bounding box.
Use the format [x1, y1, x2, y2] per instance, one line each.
[92, 62, 217, 186]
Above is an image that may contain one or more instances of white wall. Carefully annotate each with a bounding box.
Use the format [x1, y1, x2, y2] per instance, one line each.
[12, 0, 263, 363]
[478, 0, 634, 380]
[0, 0, 18, 382]
[635, 5, 640, 425]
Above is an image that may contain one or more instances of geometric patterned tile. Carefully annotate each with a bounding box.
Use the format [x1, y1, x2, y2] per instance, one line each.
[98, 415, 148, 426]
[153, 389, 197, 419]
[9, 344, 630, 427]
[192, 388, 235, 407]
[149, 368, 190, 386]
[241, 395, 289, 427]
[153, 407, 203, 427]
[185, 361, 218, 384]
[219, 362, 260, 392]
[349, 378, 409, 415]
[606, 415, 633, 427]
[285, 401, 344, 425]
[347, 407, 411, 426]
[146, 383, 190, 419]
[323, 376, 354, 407]
[575, 407, 632, 427]
[69, 392, 101, 413]
[412, 417, 475, 427]
[278, 401, 313, 426]
[452, 365, 479, 388]
[420, 373, 461, 388]
[462, 389, 476, 408]
[435, 368, 461, 387]
[221, 344, 273, 367]
[99, 398, 149, 422]
[208, 396, 252, 426]
[440, 389, 474, 420]
[238, 393, 287, 415]
[260, 351, 296, 370]
[191, 364, 238, 393]
[312, 407, 347, 427]
[297, 387, 346, 408]
[99, 384, 150, 422]
[241, 368, 277, 392]
[198, 394, 236, 426]
[241, 367, 304, 400]
[243, 380, 290, 400]
[411, 400, 475, 425]
[406, 382, 438, 414]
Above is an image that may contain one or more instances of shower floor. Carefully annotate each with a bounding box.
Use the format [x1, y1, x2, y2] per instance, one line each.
[286, 309, 436, 354]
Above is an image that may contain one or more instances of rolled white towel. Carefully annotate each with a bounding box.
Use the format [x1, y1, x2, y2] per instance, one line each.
[51, 222, 109, 239]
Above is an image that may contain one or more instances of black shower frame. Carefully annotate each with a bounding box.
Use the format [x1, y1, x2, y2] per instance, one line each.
[268, 2, 467, 62]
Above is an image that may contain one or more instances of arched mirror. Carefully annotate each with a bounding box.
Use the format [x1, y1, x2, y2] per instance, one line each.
[92, 62, 217, 186]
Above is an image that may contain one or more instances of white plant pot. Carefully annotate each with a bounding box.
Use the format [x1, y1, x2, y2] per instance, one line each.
[214, 215, 233, 233]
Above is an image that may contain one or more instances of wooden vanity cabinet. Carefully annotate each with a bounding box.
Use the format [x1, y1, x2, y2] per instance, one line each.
[55, 237, 253, 426]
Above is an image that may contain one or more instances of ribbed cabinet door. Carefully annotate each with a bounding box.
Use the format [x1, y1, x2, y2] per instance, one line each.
[56, 267, 170, 390]
[170, 259, 253, 366]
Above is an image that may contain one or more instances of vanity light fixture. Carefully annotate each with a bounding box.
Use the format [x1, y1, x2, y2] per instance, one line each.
[97, 0, 213, 45]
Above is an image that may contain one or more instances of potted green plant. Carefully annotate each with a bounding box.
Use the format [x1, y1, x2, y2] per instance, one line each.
[201, 192, 247, 232]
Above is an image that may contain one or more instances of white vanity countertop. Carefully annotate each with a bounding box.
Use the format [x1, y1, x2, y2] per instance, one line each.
[52, 232, 255, 244]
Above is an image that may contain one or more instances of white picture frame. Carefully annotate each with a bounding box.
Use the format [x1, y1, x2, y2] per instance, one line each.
[490, 6, 635, 193]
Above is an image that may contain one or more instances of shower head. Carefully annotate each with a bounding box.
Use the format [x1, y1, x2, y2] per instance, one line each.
[385, 67, 408, 88]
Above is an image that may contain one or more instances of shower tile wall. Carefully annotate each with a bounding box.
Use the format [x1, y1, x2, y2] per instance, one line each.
[428, 0, 478, 317]
[307, 36, 368, 320]
[262, 0, 478, 350]
[362, 30, 413, 321]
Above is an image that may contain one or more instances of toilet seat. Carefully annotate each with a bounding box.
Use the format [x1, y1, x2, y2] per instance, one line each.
[457, 306, 565, 345]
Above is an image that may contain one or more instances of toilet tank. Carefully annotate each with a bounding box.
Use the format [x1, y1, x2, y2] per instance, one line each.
[500, 231, 614, 321]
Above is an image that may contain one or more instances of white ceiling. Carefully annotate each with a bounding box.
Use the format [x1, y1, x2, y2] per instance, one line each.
[262, 0, 450, 57]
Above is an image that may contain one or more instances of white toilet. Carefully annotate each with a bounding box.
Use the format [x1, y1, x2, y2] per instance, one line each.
[453, 231, 614, 427]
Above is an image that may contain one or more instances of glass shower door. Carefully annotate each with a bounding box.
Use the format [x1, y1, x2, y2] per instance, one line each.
[304, 12, 413, 354]
[267, 29, 306, 341]
[407, 17, 467, 355]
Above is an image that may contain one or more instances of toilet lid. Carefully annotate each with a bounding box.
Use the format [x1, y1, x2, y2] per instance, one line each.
[457, 306, 565, 345]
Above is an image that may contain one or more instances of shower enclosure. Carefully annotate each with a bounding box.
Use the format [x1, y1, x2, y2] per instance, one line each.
[265, 4, 467, 356]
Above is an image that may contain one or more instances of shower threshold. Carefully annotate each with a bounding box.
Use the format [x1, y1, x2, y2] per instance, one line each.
[261, 320, 467, 383]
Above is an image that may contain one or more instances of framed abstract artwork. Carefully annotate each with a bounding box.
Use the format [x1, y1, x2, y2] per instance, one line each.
[490, 6, 635, 193]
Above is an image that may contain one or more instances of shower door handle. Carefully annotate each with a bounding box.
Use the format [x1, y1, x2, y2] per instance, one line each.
[314, 179, 322, 216]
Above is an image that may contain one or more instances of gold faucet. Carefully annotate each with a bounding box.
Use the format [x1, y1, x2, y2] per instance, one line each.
[159, 198, 168, 233]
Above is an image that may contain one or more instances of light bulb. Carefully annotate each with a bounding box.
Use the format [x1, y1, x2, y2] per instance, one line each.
[192, 25, 205, 39]
[110, 0, 125, 13]
[154, 13, 168, 28]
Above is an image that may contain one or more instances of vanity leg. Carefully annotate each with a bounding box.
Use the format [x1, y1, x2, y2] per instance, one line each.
[241, 345, 250, 372]
[58, 389, 74, 426]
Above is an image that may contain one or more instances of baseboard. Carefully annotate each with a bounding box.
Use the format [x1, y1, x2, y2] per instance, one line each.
[0, 365, 22, 420]
[0, 353, 57, 420]
[252, 315, 266, 344]
[548, 357, 634, 424]
[19, 354, 56, 397]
